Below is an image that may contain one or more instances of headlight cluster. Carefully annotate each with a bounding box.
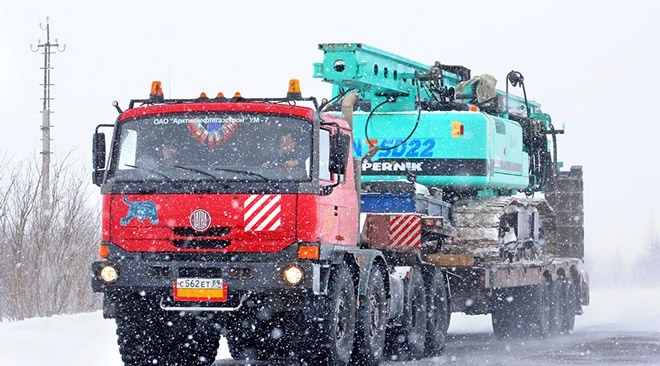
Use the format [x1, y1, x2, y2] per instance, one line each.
[99, 265, 118, 283]
[282, 265, 304, 285]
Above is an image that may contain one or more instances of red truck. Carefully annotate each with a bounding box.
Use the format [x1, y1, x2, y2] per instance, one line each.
[92, 81, 428, 366]
[92, 44, 587, 366]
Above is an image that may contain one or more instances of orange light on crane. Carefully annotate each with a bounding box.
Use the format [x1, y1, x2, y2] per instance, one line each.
[199, 92, 208, 99]
[216, 92, 225, 98]
[233, 92, 242, 98]
[287, 79, 302, 99]
[451, 121, 464, 138]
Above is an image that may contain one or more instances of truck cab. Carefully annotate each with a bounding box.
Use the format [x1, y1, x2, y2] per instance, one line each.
[90, 82, 372, 365]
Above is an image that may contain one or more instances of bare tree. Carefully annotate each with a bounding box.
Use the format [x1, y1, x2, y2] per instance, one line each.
[0, 153, 101, 321]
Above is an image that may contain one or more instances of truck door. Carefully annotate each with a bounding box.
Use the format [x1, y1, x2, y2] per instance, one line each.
[317, 128, 340, 243]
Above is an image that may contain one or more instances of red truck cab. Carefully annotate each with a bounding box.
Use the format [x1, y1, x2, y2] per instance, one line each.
[91, 82, 357, 313]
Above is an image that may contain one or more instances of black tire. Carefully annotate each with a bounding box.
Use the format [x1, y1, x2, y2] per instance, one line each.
[116, 298, 219, 366]
[424, 269, 449, 356]
[225, 320, 269, 361]
[307, 264, 357, 366]
[491, 306, 516, 338]
[385, 266, 428, 360]
[549, 278, 565, 335]
[167, 313, 220, 366]
[405, 267, 428, 359]
[353, 265, 388, 366]
[226, 313, 292, 362]
[116, 312, 169, 366]
[492, 285, 547, 339]
[491, 287, 521, 338]
[525, 281, 551, 338]
[561, 277, 577, 333]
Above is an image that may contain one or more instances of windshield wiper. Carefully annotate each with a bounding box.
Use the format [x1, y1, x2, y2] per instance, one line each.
[123, 164, 173, 181]
[214, 167, 270, 181]
[170, 165, 219, 179]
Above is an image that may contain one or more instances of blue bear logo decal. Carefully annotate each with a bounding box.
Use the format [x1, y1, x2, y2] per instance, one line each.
[120, 197, 159, 226]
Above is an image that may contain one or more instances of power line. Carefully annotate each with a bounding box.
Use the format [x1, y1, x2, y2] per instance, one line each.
[31, 17, 65, 216]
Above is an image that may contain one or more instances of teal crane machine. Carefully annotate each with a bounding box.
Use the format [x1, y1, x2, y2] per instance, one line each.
[314, 43, 589, 338]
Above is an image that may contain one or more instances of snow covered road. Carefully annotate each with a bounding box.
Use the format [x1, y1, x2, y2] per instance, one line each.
[0, 288, 658, 365]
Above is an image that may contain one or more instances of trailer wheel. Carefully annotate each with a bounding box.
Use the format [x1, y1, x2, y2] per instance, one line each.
[308, 264, 356, 366]
[385, 266, 428, 360]
[550, 277, 565, 335]
[491, 306, 516, 338]
[406, 267, 428, 359]
[491, 289, 520, 339]
[526, 280, 551, 337]
[561, 277, 577, 333]
[424, 269, 449, 356]
[353, 265, 387, 366]
[491, 286, 541, 338]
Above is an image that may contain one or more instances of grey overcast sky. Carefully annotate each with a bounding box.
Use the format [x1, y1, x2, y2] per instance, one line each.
[1, 0, 658, 264]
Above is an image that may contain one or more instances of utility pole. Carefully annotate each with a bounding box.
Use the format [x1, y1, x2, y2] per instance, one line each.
[31, 17, 65, 216]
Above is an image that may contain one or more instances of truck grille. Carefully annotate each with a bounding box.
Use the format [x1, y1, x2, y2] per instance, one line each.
[172, 239, 231, 249]
[179, 267, 223, 278]
[172, 227, 231, 237]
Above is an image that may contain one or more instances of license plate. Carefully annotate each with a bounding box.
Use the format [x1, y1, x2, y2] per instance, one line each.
[173, 278, 227, 302]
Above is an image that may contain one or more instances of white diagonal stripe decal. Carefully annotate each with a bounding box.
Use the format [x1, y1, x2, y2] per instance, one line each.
[268, 217, 281, 231]
[390, 215, 416, 240]
[244, 194, 270, 222]
[244, 194, 282, 231]
[390, 215, 420, 248]
[256, 201, 281, 231]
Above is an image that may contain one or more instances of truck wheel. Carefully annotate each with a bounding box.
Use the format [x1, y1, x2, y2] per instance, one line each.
[116, 311, 169, 366]
[424, 269, 449, 356]
[116, 298, 218, 366]
[308, 264, 356, 366]
[353, 265, 388, 366]
[167, 312, 220, 366]
[226, 321, 271, 361]
[226, 315, 285, 362]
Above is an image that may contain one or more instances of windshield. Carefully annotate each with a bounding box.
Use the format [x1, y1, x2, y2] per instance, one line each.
[108, 112, 312, 182]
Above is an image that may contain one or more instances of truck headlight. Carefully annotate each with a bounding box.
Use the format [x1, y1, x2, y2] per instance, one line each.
[99, 265, 118, 283]
[283, 265, 304, 285]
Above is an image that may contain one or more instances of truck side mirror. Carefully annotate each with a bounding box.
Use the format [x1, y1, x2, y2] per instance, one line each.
[93, 132, 106, 170]
[329, 132, 351, 175]
[92, 132, 106, 186]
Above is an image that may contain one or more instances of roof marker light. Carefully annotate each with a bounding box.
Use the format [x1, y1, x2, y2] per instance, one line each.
[150, 81, 164, 103]
[199, 92, 208, 99]
[150, 81, 163, 96]
[287, 79, 302, 99]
